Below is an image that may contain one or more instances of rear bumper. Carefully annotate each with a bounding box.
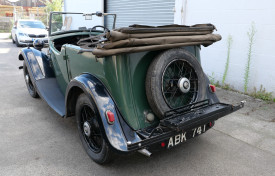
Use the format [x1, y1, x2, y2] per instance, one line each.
[127, 100, 245, 151]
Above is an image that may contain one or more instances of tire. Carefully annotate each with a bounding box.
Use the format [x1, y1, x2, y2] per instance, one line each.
[146, 48, 206, 119]
[76, 93, 113, 164]
[15, 35, 21, 47]
[23, 62, 39, 98]
[11, 34, 15, 43]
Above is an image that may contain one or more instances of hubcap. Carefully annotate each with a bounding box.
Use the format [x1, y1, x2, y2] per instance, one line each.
[83, 121, 91, 137]
[178, 77, 190, 93]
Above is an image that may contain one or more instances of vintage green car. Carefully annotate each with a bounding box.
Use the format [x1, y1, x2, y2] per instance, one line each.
[18, 11, 244, 164]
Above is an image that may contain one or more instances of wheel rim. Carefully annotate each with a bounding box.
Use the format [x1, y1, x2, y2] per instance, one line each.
[80, 105, 103, 153]
[162, 59, 198, 109]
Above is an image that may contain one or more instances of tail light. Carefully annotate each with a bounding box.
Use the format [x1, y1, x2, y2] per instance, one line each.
[209, 84, 216, 93]
[105, 110, 115, 125]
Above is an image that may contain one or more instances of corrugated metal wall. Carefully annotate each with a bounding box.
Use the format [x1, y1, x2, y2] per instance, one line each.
[105, 0, 175, 29]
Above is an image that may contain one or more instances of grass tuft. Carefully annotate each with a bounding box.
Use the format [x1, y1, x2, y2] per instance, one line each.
[250, 85, 273, 101]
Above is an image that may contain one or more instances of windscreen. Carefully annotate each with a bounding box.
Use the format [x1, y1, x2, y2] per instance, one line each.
[50, 12, 114, 35]
[19, 21, 46, 29]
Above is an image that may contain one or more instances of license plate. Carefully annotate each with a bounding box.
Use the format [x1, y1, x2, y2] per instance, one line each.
[167, 124, 208, 148]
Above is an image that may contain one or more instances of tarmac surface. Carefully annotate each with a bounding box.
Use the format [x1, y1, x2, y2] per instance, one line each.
[0, 33, 274, 176]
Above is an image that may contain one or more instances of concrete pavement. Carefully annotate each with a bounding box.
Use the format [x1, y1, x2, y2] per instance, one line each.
[0, 34, 274, 176]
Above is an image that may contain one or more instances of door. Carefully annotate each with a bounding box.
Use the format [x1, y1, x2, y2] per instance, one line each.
[50, 44, 70, 94]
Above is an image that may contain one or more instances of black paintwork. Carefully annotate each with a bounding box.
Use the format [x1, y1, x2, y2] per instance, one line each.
[65, 74, 141, 152]
[19, 48, 65, 116]
[36, 78, 66, 116]
[127, 101, 243, 151]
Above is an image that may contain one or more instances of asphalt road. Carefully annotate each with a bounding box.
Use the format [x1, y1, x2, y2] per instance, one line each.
[0, 33, 274, 176]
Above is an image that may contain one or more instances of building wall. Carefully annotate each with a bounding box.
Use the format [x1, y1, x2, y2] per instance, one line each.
[63, 0, 103, 27]
[175, 0, 275, 95]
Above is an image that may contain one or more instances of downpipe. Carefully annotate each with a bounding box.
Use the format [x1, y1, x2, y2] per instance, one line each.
[138, 149, 152, 157]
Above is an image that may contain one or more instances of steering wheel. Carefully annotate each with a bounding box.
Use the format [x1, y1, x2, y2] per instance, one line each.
[91, 25, 110, 33]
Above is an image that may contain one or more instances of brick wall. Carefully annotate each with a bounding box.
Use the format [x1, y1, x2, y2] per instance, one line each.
[0, 17, 12, 32]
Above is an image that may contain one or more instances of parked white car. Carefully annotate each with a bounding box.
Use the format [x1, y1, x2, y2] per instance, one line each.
[11, 19, 48, 47]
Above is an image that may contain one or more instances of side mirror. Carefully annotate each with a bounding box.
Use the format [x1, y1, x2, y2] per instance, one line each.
[46, 26, 49, 30]
[14, 26, 17, 29]
[33, 39, 45, 51]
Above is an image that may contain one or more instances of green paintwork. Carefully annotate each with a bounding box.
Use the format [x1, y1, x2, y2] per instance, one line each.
[49, 32, 201, 130]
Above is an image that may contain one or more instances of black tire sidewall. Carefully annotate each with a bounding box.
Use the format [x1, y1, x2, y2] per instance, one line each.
[12, 34, 15, 43]
[75, 93, 112, 164]
[23, 62, 39, 98]
[15, 35, 21, 47]
[146, 48, 206, 119]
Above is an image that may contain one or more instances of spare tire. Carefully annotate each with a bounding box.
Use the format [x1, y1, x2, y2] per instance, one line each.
[146, 48, 206, 119]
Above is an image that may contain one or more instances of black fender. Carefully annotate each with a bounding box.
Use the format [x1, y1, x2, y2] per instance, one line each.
[65, 73, 141, 153]
[18, 47, 55, 81]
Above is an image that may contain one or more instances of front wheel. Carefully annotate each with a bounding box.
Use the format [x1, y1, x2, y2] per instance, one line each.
[75, 93, 113, 164]
[23, 62, 39, 98]
[15, 35, 21, 47]
[11, 34, 15, 43]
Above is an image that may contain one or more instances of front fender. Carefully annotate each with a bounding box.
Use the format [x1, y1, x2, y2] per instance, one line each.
[19, 47, 54, 80]
[65, 74, 141, 153]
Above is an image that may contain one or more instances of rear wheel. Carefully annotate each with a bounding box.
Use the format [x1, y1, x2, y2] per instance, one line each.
[23, 62, 39, 98]
[76, 93, 113, 164]
[146, 48, 206, 119]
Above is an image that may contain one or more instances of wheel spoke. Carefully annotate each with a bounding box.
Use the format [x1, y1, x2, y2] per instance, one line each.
[80, 105, 103, 153]
[162, 59, 199, 108]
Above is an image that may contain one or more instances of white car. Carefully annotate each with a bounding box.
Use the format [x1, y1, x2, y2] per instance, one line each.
[11, 19, 48, 47]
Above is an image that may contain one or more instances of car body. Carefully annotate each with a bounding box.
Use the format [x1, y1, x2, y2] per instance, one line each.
[11, 19, 48, 47]
[18, 12, 244, 164]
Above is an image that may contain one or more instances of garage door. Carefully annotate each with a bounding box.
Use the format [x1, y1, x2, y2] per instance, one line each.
[105, 0, 175, 29]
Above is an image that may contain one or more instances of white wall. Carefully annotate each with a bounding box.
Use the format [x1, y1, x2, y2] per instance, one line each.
[175, 0, 275, 96]
[63, 0, 104, 27]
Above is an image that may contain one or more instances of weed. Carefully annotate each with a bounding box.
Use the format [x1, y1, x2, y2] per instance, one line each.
[222, 35, 232, 85]
[244, 22, 256, 93]
[250, 85, 273, 101]
[208, 72, 216, 85]
[222, 83, 231, 90]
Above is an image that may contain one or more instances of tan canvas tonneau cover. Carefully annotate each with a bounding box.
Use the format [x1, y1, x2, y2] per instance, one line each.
[77, 24, 221, 57]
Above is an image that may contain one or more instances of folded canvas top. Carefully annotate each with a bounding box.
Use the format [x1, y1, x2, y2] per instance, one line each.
[77, 24, 221, 57]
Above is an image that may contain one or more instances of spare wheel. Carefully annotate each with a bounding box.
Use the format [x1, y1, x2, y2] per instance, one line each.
[146, 48, 206, 119]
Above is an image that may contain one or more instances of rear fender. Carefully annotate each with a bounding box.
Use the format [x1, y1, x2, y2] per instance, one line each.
[204, 74, 220, 104]
[65, 73, 141, 153]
